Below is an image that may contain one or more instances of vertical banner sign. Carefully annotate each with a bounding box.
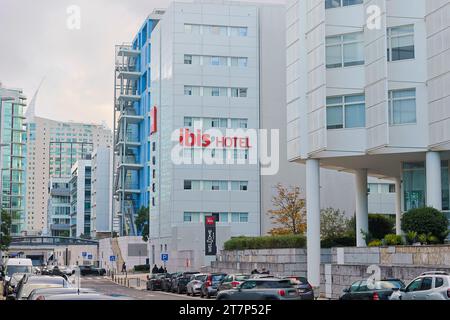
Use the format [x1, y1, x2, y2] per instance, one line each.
[150, 106, 157, 135]
[205, 216, 217, 256]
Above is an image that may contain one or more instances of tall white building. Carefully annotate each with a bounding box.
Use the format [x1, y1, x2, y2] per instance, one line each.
[91, 146, 113, 239]
[286, 0, 450, 288]
[25, 101, 113, 235]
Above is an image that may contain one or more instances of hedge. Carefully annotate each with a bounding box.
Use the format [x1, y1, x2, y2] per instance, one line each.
[321, 235, 355, 248]
[134, 264, 150, 272]
[224, 235, 306, 250]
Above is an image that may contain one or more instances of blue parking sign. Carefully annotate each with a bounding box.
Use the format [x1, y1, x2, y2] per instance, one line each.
[161, 253, 169, 262]
[82, 252, 87, 257]
[109, 255, 116, 262]
[88, 254, 93, 260]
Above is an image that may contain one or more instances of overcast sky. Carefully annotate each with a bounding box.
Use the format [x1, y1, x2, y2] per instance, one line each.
[0, 0, 285, 128]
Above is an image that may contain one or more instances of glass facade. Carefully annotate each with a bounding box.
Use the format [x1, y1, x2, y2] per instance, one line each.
[1, 99, 26, 235]
[403, 161, 450, 212]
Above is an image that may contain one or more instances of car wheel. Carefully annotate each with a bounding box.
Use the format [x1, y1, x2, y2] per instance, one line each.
[186, 288, 191, 296]
[200, 290, 204, 298]
[206, 291, 211, 299]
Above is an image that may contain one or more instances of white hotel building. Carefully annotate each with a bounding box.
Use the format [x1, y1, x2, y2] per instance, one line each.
[286, 0, 450, 288]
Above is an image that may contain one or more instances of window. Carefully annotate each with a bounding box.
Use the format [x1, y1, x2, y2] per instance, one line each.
[388, 25, 415, 62]
[326, 94, 365, 129]
[184, 86, 200, 96]
[184, 180, 192, 190]
[184, 55, 192, 64]
[231, 57, 248, 67]
[208, 25, 227, 36]
[204, 87, 227, 97]
[184, 24, 200, 34]
[184, 212, 199, 223]
[231, 118, 248, 129]
[231, 181, 248, 191]
[231, 212, 248, 223]
[389, 89, 416, 125]
[420, 277, 433, 291]
[219, 212, 228, 223]
[231, 88, 247, 98]
[230, 27, 248, 37]
[209, 56, 227, 66]
[325, 0, 363, 9]
[389, 184, 396, 193]
[326, 32, 364, 68]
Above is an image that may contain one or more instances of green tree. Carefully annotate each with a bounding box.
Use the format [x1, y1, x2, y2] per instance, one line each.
[0, 209, 12, 251]
[267, 184, 306, 236]
[401, 207, 449, 242]
[347, 214, 394, 240]
[136, 206, 149, 242]
[320, 208, 348, 240]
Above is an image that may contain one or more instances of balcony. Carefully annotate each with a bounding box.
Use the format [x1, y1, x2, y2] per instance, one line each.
[118, 155, 143, 169]
[117, 46, 140, 57]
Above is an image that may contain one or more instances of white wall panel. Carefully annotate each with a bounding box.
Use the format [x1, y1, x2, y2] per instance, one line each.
[364, 0, 389, 151]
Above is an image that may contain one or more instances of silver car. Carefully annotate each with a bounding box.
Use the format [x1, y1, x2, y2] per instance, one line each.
[391, 271, 450, 300]
[186, 274, 207, 296]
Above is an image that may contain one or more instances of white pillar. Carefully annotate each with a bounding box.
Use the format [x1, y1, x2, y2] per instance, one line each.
[395, 178, 402, 235]
[426, 151, 442, 210]
[306, 159, 320, 289]
[355, 169, 368, 247]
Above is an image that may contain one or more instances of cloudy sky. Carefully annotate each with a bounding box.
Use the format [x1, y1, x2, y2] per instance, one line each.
[0, 0, 284, 128]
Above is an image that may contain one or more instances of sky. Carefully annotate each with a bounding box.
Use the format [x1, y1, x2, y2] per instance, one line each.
[0, 0, 285, 128]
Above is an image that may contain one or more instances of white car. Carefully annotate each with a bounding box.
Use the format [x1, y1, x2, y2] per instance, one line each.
[390, 271, 450, 300]
[10, 275, 72, 300]
[186, 274, 207, 296]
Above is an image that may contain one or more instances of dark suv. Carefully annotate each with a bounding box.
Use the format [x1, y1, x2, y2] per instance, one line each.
[172, 272, 199, 294]
[147, 273, 168, 291]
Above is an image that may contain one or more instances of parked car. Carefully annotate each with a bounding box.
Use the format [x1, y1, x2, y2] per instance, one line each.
[390, 271, 450, 300]
[2, 258, 33, 296]
[200, 273, 227, 298]
[79, 265, 106, 276]
[186, 274, 207, 296]
[340, 279, 405, 300]
[172, 272, 199, 294]
[9, 275, 72, 300]
[218, 274, 251, 292]
[28, 287, 97, 300]
[216, 278, 300, 300]
[147, 273, 168, 291]
[162, 272, 181, 292]
[283, 276, 314, 300]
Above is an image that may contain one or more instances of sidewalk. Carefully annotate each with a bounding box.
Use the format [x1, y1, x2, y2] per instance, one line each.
[110, 272, 148, 290]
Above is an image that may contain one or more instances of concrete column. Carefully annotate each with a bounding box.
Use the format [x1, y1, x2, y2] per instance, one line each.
[395, 178, 402, 235]
[306, 159, 320, 289]
[426, 151, 442, 210]
[355, 169, 368, 247]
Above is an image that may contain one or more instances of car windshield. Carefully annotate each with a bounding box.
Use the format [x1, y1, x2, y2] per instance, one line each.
[6, 266, 32, 276]
[212, 274, 226, 281]
[235, 275, 250, 281]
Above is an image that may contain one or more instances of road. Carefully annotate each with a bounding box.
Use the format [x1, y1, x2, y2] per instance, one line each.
[80, 276, 203, 300]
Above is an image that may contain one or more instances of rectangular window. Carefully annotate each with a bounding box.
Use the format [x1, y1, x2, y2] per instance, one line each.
[209, 56, 227, 66]
[325, 0, 363, 9]
[231, 57, 248, 67]
[389, 89, 416, 125]
[231, 212, 248, 223]
[388, 25, 415, 62]
[184, 55, 192, 65]
[326, 94, 365, 129]
[326, 32, 364, 68]
[207, 25, 227, 36]
[231, 88, 247, 98]
[184, 86, 200, 96]
[230, 27, 248, 37]
[184, 180, 192, 190]
[184, 24, 200, 34]
[204, 87, 227, 97]
[231, 181, 248, 191]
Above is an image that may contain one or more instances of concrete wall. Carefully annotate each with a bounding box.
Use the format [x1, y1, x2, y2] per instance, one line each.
[99, 236, 148, 271]
[53, 245, 98, 266]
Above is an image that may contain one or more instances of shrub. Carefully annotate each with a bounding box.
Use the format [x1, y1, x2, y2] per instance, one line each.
[321, 235, 355, 248]
[347, 214, 395, 240]
[384, 234, 403, 246]
[427, 234, 440, 245]
[401, 207, 448, 242]
[405, 231, 418, 245]
[368, 240, 383, 247]
[418, 234, 428, 244]
[134, 264, 150, 272]
[224, 235, 306, 250]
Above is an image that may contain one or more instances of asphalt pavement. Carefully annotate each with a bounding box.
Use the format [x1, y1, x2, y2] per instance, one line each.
[80, 276, 203, 300]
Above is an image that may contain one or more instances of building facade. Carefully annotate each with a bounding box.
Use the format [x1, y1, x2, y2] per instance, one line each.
[91, 146, 113, 238]
[286, 0, 450, 288]
[46, 177, 71, 236]
[25, 110, 112, 235]
[0, 83, 27, 235]
[69, 159, 92, 238]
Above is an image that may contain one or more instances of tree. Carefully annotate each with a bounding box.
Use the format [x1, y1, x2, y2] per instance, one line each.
[267, 184, 306, 236]
[320, 208, 348, 240]
[0, 209, 12, 251]
[346, 214, 394, 241]
[136, 206, 149, 242]
[401, 207, 449, 242]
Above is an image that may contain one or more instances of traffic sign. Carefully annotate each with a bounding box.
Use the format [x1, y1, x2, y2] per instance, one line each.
[109, 255, 116, 262]
[82, 252, 87, 257]
[161, 253, 169, 262]
[88, 254, 93, 260]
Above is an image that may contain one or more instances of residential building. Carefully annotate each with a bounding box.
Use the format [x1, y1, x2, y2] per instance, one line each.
[0, 82, 27, 235]
[69, 159, 92, 238]
[24, 94, 112, 235]
[286, 0, 450, 288]
[91, 146, 113, 239]
[46, 177, 71, 236]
